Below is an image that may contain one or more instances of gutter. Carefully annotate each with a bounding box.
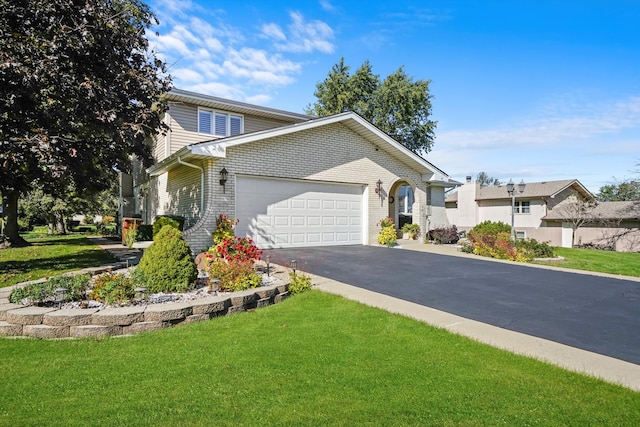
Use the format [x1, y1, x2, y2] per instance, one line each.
[177, 156, 205, 212]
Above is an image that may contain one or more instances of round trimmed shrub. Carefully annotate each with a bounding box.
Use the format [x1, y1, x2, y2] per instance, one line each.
[135, 225, 198, 293]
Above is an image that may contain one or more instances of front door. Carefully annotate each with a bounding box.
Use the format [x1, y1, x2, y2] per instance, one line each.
[397, 184, 413, 229]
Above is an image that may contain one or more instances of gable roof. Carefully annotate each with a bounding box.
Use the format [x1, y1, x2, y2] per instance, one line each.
[544, 200, 640, 221]
[445, 179, 594, 202]
[148, 111, 456, 186]
[164, 88, 313, 123]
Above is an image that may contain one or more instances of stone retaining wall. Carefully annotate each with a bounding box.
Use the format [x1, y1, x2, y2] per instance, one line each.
[0, 284, 289, 339]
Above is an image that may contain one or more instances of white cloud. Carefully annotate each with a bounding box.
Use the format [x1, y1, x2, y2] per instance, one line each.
[263, 11, 335, 54]
[147, 2, 334, 105]
[438, 96, 640, 151]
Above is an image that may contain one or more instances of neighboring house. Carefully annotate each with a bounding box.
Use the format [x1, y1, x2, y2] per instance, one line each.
[121, 88, 457, 252]
[446, 177, 640, 251]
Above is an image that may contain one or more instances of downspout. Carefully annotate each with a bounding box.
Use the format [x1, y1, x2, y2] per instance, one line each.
[177, 157, 205, 214]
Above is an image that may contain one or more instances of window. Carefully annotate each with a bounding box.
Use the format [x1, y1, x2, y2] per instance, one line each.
[514, 201, 530, 214]
[516, 231, 526, 239]
[198, 108, 243, 136]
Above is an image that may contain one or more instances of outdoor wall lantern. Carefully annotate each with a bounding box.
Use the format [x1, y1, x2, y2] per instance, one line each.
[506, 179, 526, 240]
[54, 287, 68, 308]
[219, 167, 228, 193]
[290, 259, 297, 276]
[374, 179, 383, 198]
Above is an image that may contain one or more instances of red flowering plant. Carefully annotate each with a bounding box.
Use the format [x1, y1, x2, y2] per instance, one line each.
[376, 216, 394, 229]
[203, 216, 263, 291]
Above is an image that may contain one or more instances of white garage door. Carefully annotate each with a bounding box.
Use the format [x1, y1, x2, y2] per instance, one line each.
[235, 176, 365, 248]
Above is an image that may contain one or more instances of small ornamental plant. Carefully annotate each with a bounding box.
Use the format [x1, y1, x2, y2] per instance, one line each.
[205, 216, 263, 292]
[213, 214, 238, 245]
[376, 217, 397, 247]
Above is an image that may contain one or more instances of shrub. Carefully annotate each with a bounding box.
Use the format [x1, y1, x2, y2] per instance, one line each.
[102, 215, 116, 225]
[137, 224, 153, 241]
[10, 274, 90, 305]
[205, 257, 261, 292]
[401, 223, 420, 239]
[124, 224, 138, 248]
[152, 216, 181, 237]
[210, 236, 263, 263]
[288, 272, 312, 294]
[89, 272, 135, 305]
[135, 225, 198, 293]
[428, 225, 459, 244]
[516, 238, 555, 258]
[377, 226, 397, 247]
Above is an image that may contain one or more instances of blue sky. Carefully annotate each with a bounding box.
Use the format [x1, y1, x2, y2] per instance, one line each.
[146, 0, 640, 193]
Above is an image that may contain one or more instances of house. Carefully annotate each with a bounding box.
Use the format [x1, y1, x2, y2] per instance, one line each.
[120, 88, 457, 252]
[446, 177, 640, 251]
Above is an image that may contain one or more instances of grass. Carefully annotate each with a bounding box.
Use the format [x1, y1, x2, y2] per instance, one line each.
[0, 234, 115, 287]
[0, 291, 638, 426]
[535, 247, 640, 277]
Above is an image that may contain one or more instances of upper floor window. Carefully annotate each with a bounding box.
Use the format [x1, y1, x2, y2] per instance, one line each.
[514, 201, 530, 214]
[198, 108, 243, 137]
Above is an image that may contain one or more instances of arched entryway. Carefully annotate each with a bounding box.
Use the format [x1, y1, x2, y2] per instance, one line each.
[388, 180, 415, 231]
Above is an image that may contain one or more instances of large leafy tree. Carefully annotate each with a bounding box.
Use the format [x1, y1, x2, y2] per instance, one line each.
[306, 58, 436, 154]
[0, 0, 171, 247]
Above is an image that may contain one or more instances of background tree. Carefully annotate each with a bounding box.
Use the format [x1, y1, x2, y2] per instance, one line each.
[0, 0, 171, 247]
[552, 190, 598, 247]
[306, 58, 436, 154]
[475, 172, 502, 187]
[597, 179, 640, 201]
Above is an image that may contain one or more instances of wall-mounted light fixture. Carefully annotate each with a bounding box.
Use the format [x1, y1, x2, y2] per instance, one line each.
[374, 179, 383, 198]
[219, 167, 228, 193]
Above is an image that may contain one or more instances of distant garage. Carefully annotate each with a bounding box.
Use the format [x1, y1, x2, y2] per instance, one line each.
[235, 175, 365, 248]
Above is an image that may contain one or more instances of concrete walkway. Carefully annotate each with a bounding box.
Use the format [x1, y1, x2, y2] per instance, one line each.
[87, 237, 640, 391]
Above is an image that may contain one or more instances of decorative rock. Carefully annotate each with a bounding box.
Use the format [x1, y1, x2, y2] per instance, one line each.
[0, 321, 23, 336]
[0, 303, 23, 321]
[70, 325, 122, 338]
[92, 307, 145, 326]
[144, 302, 193, 322]
[44, 308, 100, 326]
[23, 324, 69, 339]
[122, 321, 164, 335]
[191, 296, 230, 315]
[5, 306, 57, 325]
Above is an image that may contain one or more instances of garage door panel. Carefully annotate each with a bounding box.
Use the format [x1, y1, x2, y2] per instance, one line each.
[236, 176, 364, 248]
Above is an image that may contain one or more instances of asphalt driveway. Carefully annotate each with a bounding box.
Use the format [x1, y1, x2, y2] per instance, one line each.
[265, 245, 640, 365]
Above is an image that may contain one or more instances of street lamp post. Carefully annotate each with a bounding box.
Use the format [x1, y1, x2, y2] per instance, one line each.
[506, 179, 526, 240]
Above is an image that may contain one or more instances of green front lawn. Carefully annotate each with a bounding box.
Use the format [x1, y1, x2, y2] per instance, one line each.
[538, 247, 640, 277]
[0, 291, 638, 426]
[0, 235, 115, 287]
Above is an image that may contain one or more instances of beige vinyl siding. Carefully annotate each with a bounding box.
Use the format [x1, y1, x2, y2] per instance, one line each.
[164, 102, 302, 158]
[152, 161, 206, 229]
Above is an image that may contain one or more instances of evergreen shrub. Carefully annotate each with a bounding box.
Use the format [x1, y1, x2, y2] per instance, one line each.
[152, 216, 181, 237]
[134, 225, 197, 293]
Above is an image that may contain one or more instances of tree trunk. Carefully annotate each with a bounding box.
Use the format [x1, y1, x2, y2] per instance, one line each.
[56, 213, 67, 235]
[1, 190, 29, 248]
